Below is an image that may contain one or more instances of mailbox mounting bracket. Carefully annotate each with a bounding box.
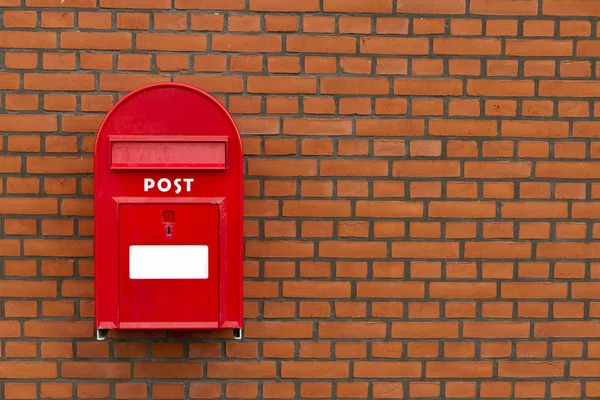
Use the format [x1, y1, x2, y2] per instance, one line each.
[233, 328, 243, 340]
[96, 329, 108, 341]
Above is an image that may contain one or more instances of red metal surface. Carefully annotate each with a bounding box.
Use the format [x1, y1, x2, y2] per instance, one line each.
[94, 83, 243, 333]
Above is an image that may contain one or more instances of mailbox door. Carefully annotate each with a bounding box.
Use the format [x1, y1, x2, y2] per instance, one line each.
[118, 203, 219, 328]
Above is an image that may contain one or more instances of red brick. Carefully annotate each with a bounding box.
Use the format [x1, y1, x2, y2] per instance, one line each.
[113, 383, 147, 399]
[397, 0, 465, 13]
[246, 241, 314, 258]
[355, 119, 424, 136]
[540, 80, 600, 97]
[466, 242, 531, 259]
[247, 76, 316, 94]
[25, 73, 94, 91]
[361, 37, 428, 55]
[321, 160, 389, 177]
[324, 0, 392, 13]
[39, 383, 71, 399]
[321, 77, 389, 95]
[544, 0, 600, 16]
[506, 39, 572, 57]
[426, 362, 493, 378]
[206, 362, 275, 378]
[499, 361, 564, 377]
[434, 38, 501, 55]
[502, 202, 568, 218]
[375, 17, 408, 34]
[60, 32, 130, 50]
[394, 78, 462, 96]
[282, 362, 349, 378]
[451, 18, 482, 36]
[429, 201, 495, 218]
[118, 362, 192, 380]
[4, 10, 37, 28]
[471, 0, 538, 14]
[283, 118, 351, 135]
[487, 60, 518, 76]
[393, 242, 459, 258]
[249, 0, 318, 11]
[101, 0, 169, 7]
[303, 16, 335, 33]
[415, 19, 446, 35]
[0, 362, 57, 378]
[430, 282, 496, 299]
[523, 21, 555, 38]
[430, 120, 496, 136]
[114, 13, 148, 30]
[356, 201, 422, 217]
[2, 74, 27, 92]
[0, 31, 56, 49]
[465, 161, 531, 178]
[42, 11, 74, 28]
[468, 79, 534, 96]
[464, 322, 530, 338]
[319, 322, 386, 338]
[5, 52, 38, 69]
[288, 35, 356, 54]
[213, 34, 280, 52]
[319, 241, 386, 259]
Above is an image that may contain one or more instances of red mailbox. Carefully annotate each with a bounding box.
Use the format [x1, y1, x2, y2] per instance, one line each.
[94, 83, 243, 340]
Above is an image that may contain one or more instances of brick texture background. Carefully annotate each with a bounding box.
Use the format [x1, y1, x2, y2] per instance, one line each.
[2, 0, 600, 398]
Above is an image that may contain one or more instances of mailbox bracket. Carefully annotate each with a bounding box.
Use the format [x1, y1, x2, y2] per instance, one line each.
[96, 329, 108, 341]
[233, 328, 243, 340]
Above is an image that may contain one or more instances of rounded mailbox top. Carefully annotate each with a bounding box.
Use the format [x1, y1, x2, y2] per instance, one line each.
[94, 82, 242, 155]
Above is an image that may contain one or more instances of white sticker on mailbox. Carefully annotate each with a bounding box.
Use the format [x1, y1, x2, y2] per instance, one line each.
[129, 245, 208, 279]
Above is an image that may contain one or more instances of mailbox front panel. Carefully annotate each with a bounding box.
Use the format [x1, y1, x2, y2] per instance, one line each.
[118, 203, 219, 328]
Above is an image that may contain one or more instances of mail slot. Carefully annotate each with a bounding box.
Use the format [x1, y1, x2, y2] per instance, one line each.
[110, 136, 227, 170]
[94, 83, 244, 340]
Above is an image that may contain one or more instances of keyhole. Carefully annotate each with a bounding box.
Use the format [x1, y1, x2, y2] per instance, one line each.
[166, 225, 172, 236]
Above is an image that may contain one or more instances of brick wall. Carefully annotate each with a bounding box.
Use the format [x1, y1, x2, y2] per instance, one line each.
[2, 0, 600, 398]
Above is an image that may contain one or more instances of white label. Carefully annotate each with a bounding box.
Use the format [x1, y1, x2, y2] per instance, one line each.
[143, 178, 194, 194]
[129, 245, 208, 279]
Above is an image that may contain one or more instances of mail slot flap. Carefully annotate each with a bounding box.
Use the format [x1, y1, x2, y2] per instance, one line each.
[110, 135, 227, 170]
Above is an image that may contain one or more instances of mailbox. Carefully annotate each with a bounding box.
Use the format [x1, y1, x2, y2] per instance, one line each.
[94, 83, 243, 340]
